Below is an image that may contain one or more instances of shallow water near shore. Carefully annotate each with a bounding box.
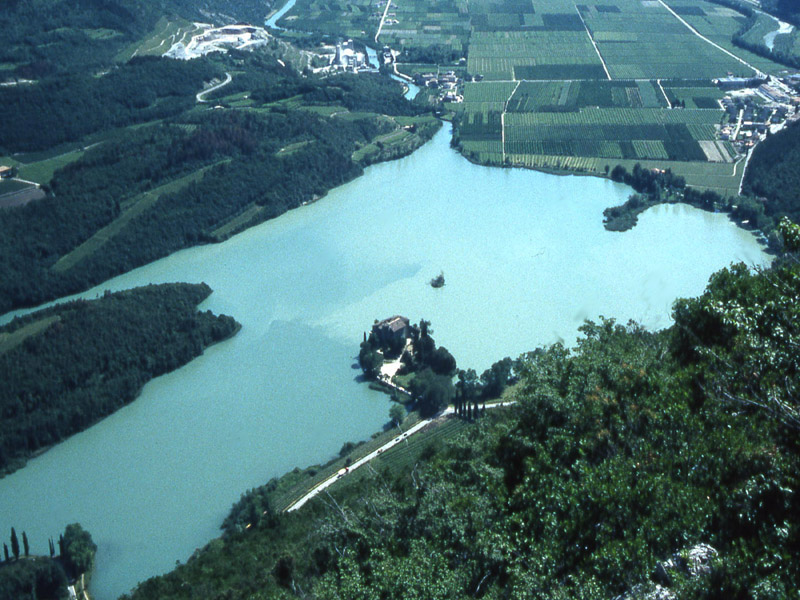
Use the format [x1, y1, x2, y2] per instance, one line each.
[0, 123, 770, 599]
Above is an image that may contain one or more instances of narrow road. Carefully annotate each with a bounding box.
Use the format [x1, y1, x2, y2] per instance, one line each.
[375, 0, 392, 43]
[196, 71, 232, 103]
[737, 146, 754, 195]
[285, 401, 515, 513]
[658, 0, 764, 77]
[502, 80, 522, 163]
[12, 177, 41, 188]
[576, 7, 611, 80]
[732, 108, 744, 141]
[656, 79, 671, 108]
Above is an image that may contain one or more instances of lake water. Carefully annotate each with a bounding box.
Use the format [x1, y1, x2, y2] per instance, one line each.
[0, 123, 770, 599]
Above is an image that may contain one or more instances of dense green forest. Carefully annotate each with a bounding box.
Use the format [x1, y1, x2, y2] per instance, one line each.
[741, 120, 800, 240]
[0, 57, 222, 153]
[121, 226, 800, 600]
[761, 0, 800, 26]
[0, 523, 96, 600]
[0, 283, 239, 477]
[0, 0, 160, 75]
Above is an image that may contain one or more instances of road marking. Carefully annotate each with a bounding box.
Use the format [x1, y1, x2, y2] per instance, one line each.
[576, 7, 611, 80]
[658, 0, 763, 77]
[285, 402, 515, 513]
[375, 0, 393, 43]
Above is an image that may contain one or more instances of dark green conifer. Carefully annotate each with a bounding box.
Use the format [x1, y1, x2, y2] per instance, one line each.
[10, 528, 19, 560]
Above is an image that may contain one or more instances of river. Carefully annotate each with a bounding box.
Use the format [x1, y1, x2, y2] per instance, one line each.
[265, 0, 297, 30]
[763, 15, 794, 51]
[0, 122, 771, 599]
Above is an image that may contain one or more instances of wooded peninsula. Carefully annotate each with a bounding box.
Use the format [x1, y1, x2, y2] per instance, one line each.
[0, 283, 239, 478]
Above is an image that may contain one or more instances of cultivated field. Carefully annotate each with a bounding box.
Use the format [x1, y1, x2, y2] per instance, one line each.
[663, 0, 791, 76]
[434, 0, 778, 193]
[271, 0, 778, 193]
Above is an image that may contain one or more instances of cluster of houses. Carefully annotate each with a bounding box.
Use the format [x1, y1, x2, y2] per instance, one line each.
[714, 72, 800, 152]
[412, 70, 463, 102]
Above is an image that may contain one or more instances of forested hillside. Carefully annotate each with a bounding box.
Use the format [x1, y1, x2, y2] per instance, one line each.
[122, 226, 800, 600]
[0, 57, 223, 153]
[0, 67, 437, 313]
[0, 283, 239, 477]
[741, 120, 800, 241]
[0, 28, 439, 314]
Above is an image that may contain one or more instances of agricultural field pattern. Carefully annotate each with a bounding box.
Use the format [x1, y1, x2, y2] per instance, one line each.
[283, 0, 795, 194]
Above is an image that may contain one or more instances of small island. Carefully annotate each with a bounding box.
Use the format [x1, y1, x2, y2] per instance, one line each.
[359, 316, 518, 419]
[359, 316, 457, 416]
[429, 271, 445, 288]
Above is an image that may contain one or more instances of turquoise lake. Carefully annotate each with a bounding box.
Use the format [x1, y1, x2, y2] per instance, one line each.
[0, 123, 771, 599]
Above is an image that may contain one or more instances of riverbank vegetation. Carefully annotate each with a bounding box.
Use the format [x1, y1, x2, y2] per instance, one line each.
[604, 119, 800, 250]
[0, 523, 96, 600]
[602, 162, 757, 235]
[0, 283, 239, 478]
[121, 225, 800, 599]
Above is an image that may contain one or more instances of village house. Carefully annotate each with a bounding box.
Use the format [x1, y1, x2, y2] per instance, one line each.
[0, 166, 14, 178]
[372, 315, 410, 347]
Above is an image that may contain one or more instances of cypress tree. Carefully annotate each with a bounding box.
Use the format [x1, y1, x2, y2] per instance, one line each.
[22, 531, 29, 557]
[10, 527, 19, 560]
[49, 538, 55, 558]
[3, 542, 8, 562]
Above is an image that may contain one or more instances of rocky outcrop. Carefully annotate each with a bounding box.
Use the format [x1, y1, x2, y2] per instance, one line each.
[613, 544, 718, 600]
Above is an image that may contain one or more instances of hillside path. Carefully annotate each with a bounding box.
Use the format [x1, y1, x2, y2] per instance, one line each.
[285, 401, 515, 513]
[197, 72, 232, 103]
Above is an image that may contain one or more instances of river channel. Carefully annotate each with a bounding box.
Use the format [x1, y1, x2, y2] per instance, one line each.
[0, 123, 771, 599]
[763, 15, 794, 51]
